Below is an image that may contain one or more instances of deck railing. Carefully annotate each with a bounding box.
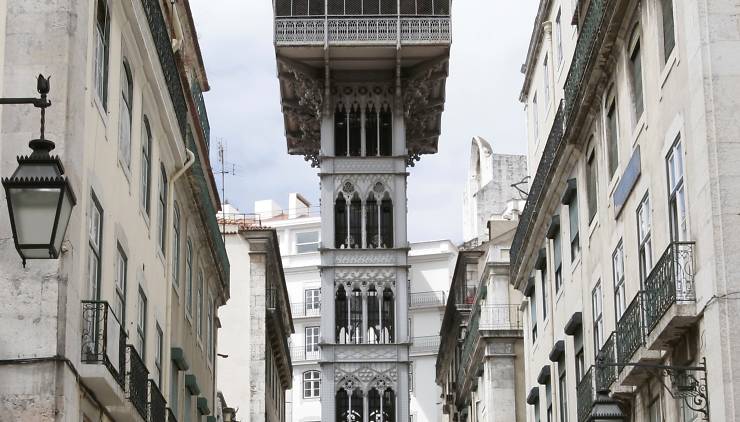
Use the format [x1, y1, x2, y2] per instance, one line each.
[410, 291, 445, 308]
[126, 346, 150, 420]
[616, 293, 645, 367]
[576, 367, 594, 422]
[290, 346, 321, 361]
[478, 304, 522, 330]
[410, 335, 440, 354]
[147, 379, 167, 422]
[290, 302, 321, 317]
[644, 242, 696, 333]
[275, 0, 450, 17]
[595, 332, 617, 391]
[80, 301, 127, 387]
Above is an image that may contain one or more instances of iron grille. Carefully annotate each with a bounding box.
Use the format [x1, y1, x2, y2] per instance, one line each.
[277, 0, 447, 16]
[190, 80, 210, 150]
[166, 408, 178, 422]
[80, 301, 126, 387]
[148, 379, 167, 422]
[616, 293, 645, 369]
[595, 332, 617, 391]
[576, 367, 594, 422]
[643, 242, 696, 333]
[127, 345, 150, 420]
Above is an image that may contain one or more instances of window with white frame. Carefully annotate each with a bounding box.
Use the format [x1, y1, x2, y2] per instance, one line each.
[568, 190, 580, 261]
[137, 288, 147, 357]
[296, 230, 320, 254]
[660, 0, 676, 63]
[155, 324, 163, 386]
[186, 240, 193, 316]
[530, 293, 538, 342]
[592, 282, 604, 352]
[628, 30, 644, 124]
[87, 193, 103, 301]
[532, 93, 539, 140]
[575, 329, 585, 382]
[305, 288, 320, 315]
[114, 245, 127, 324]
[558, 359, 568, 422]
[637, 194, 653, 283]
[93, 0, 110, 109]
[158, 164, 167, 255]
[555, 9, 563, 66]
[553, 230, 563, 293]
[119, 60, 133, 170]
[172, 203, 181, 287]
[303, 370, 320, 399]
[546, 380, 553, 422]
[540, 254, 549, 320]
[543, 57, 551, 107]
[605, 95, 620, 179]
[612, 241, 626, 319]
[140, 117, 152, 214]
[667, 138, 687, 241]
[196, 271, 203, 338]
[586, 148, 598, 223]
[306, 326, 320, 354]
[207, 294, 214, 363]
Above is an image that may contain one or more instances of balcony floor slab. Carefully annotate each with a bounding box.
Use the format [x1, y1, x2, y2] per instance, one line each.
[79, 364, 124, 407]
[646, 303, 699, 351]
[617, 347, 663, 386]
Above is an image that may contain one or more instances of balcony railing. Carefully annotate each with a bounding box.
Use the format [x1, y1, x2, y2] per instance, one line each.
[81, 301, 126, 387]
[410, 291, 445, 308]
[595, 332, 617, 391]
[576, 367, 594, 422]
[644, 242, 696, 333]
[191, 80, 211, 150]
[616, 293, 645, 367]
[147, 379, 167, 422]
[167, 408, 177, 422]
[290, 346, 321, 362]
[290, 302, 321, 317]
[275, 0, 451, 17]
[478, 305, 522, 331]
[410, 335, 440, 354]
[140, 0, 187, 141]
[126, 345, 150, 420]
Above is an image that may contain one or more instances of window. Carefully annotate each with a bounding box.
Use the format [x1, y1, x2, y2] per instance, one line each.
[140, 117, 152, 214]
[543, 57, 551, 107]
[568, 191, 580, 261]
[553, 231, 563, 293]
[612, 242, 626, 319]
[530, 294, 538, 342]
[93, 0, 110, 109]
[540, 259, 549, 320]
[158, 164, 168, 254]
[558, 361, 568, 422]
[534, 401, 541, 422]
[628, 33, 644, 123]
[155, 324, 163, 386]
[555, 9, 563, 66]
[546, 381, 553, 422]
[114, 245, 127, 324]
[660, 0, 676, 63]
[169, 360, 179, 419]
[303, 370, 320, 399]
[172, 204, 181, 287]
[207, 295, 214, 363]
[605, 97, 619, 179]
[296, 231, 320, 254]
[183, 390, 192, 422]
[137, 288, 147, 357]
[185, 240, 193, 316]
[196, 271, 203, 338]
[305, 288, 320, 315]
[574, 329, 585, 382]
[334, 102, 393, 157]
[409, 362, 414, 392]
[532, 93, 539, 140]
[592, 282, 604, 352]
[637, 194, 653, 283]
[586, 149, 598, 223]
[87, 193, 103, 300]
[119, 61, 133, 170]
[667, 138, 688, 241]
[306, 326, 320, 354]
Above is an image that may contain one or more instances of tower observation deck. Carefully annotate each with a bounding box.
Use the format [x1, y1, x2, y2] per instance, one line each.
[272, 1, 451, 420]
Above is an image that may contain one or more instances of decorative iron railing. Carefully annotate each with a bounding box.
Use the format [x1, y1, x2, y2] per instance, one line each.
[616, 293, 645, 368]
[563, 0, 612, 122]
[191, 80, 211, 150]
[290, 302, 321, 317]
[410, 335, 440, 354]
[595, 332, 617, 391]
[126, 345, 150, 420]
[478, 304, 522, 330]
[576, 367, 594, 422]
[410, 291, 445, 307]
[166, 407, 178, 422]
[290, 346, 322, 361]
[140, 0, 187, 141]
[510, 101, 565, 276]
[80, 301, 126, 387]
[147, 379, 167, 422]
[644, 242, 696, 333]
[456, 307, 480, 388]
[274, 0, 450, 17]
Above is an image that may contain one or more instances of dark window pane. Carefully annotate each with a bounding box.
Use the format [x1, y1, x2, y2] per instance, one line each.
[661, 0, 675, 61]
[335, 104, 347, 156]
[366, 104, 378, 156]
[380, 104, 393, 156]
[348, 103, 362, 156]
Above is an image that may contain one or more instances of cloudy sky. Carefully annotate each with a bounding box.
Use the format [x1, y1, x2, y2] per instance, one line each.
[189, 1, 537, 243]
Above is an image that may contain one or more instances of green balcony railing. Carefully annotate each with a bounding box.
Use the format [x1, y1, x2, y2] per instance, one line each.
[148, 379, 167, 422]
[576, 367, 594, 422]
[191, 80, 211, 150]
[595, 332, 617, 391]
[644, 242, 696, 333]
[616, 293, 645, 368]
[456, 306, 481, 390]
[126, 345, 150, 421]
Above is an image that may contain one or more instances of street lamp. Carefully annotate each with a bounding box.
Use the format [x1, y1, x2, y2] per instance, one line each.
[1, 75, 76, 266]
[587, 389, 626, 422]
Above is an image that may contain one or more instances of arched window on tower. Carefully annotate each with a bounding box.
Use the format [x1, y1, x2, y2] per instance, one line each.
[349, 102, 362, 156]
[335, 103, 348, 157]
[369, 386, 395, 422]
[336, 387, 363, 422]
[350, 288, 363, 344]
[335, 193, 348, 248]
[366, 193, 379, 248]
[380, 103, 393, 156]
[366, 103, 379, 157]
[335, 286, 348, 343]
[383, 388, 396, 421]
[367, 285, 380, 344]
[349, 193, 362, 248]
[382, 287, 395, 343]
[380, 193, 394, 248]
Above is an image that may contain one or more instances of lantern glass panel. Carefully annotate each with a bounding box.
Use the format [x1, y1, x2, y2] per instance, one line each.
[8, 186, 61, 256]
[53, 187, 75, 254]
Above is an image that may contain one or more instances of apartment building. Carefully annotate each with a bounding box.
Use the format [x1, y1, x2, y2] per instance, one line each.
[514, 0, 740, 421]
[0, 1, 227, 422]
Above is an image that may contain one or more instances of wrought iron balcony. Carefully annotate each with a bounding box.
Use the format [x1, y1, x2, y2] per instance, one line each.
[616, 293, 645, 367]
[595, 332, 617, 391]
[191, 80, 211, 150]
[410, 291, 445, 308]
[290, 346, 321, 362]
[126, 345, 150, 420]
[644, 242, 696, 334]
[167, 407, 178, 422]
[410, 335, 440, 354]
[147, 379, 167, 422]
[478, 304, 522, 331]
[275, 0, 450, 16]
[290, 301, 321, 318]
[576, 367, 594, 422]
[81, 301, 126, 388]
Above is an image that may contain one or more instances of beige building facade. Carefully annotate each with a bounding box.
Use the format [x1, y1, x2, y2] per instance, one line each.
[514, 0, 740, 421]
[0, 1, 227, 421]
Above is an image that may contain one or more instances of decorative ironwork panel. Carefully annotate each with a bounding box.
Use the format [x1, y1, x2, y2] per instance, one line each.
[576, 367, 594, 422]
[80, 301, 126, 387]
[191, 80, 211, 150]
[478, 305, 522, 330]
[275, 18, 325, 45]
[127, 345, 150, 420]
[400, 17, 451, 43]
[290, 346, 322, 361]
[616, 293, 644, 367]
[644, 242, 696, 333]
[140, 0, 188, 141]
[409, 291, 445, 307]
[595, 332, 617, 391]
[148, 380, 167, 422]
[291, 301, 322, 317]
[328, 18, 398, 43]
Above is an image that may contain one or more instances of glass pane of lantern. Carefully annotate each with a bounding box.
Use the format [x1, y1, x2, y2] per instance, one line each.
[52, 188, 75, 255]
[9, 187, 61, 251]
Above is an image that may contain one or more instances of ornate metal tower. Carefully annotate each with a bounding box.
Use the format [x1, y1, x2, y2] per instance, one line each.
[272, 1, 451, 420]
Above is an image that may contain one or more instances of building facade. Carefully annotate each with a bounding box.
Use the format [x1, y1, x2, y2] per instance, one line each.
[272, 2, 452, 420]
[514, 0, 740, 421]
[0, 1, 227, 422]
[437, 141, 528, 422]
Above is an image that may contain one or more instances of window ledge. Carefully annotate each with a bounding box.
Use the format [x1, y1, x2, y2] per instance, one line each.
[659, 50, 680, 97]
[587, 217, 600, 243]
[570, 255, 582, 273]
[92, 95, 109, 130]
[629, 117, 646, 149]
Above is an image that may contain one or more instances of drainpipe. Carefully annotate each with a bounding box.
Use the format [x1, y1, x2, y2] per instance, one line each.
[162, 148, 195, 402]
